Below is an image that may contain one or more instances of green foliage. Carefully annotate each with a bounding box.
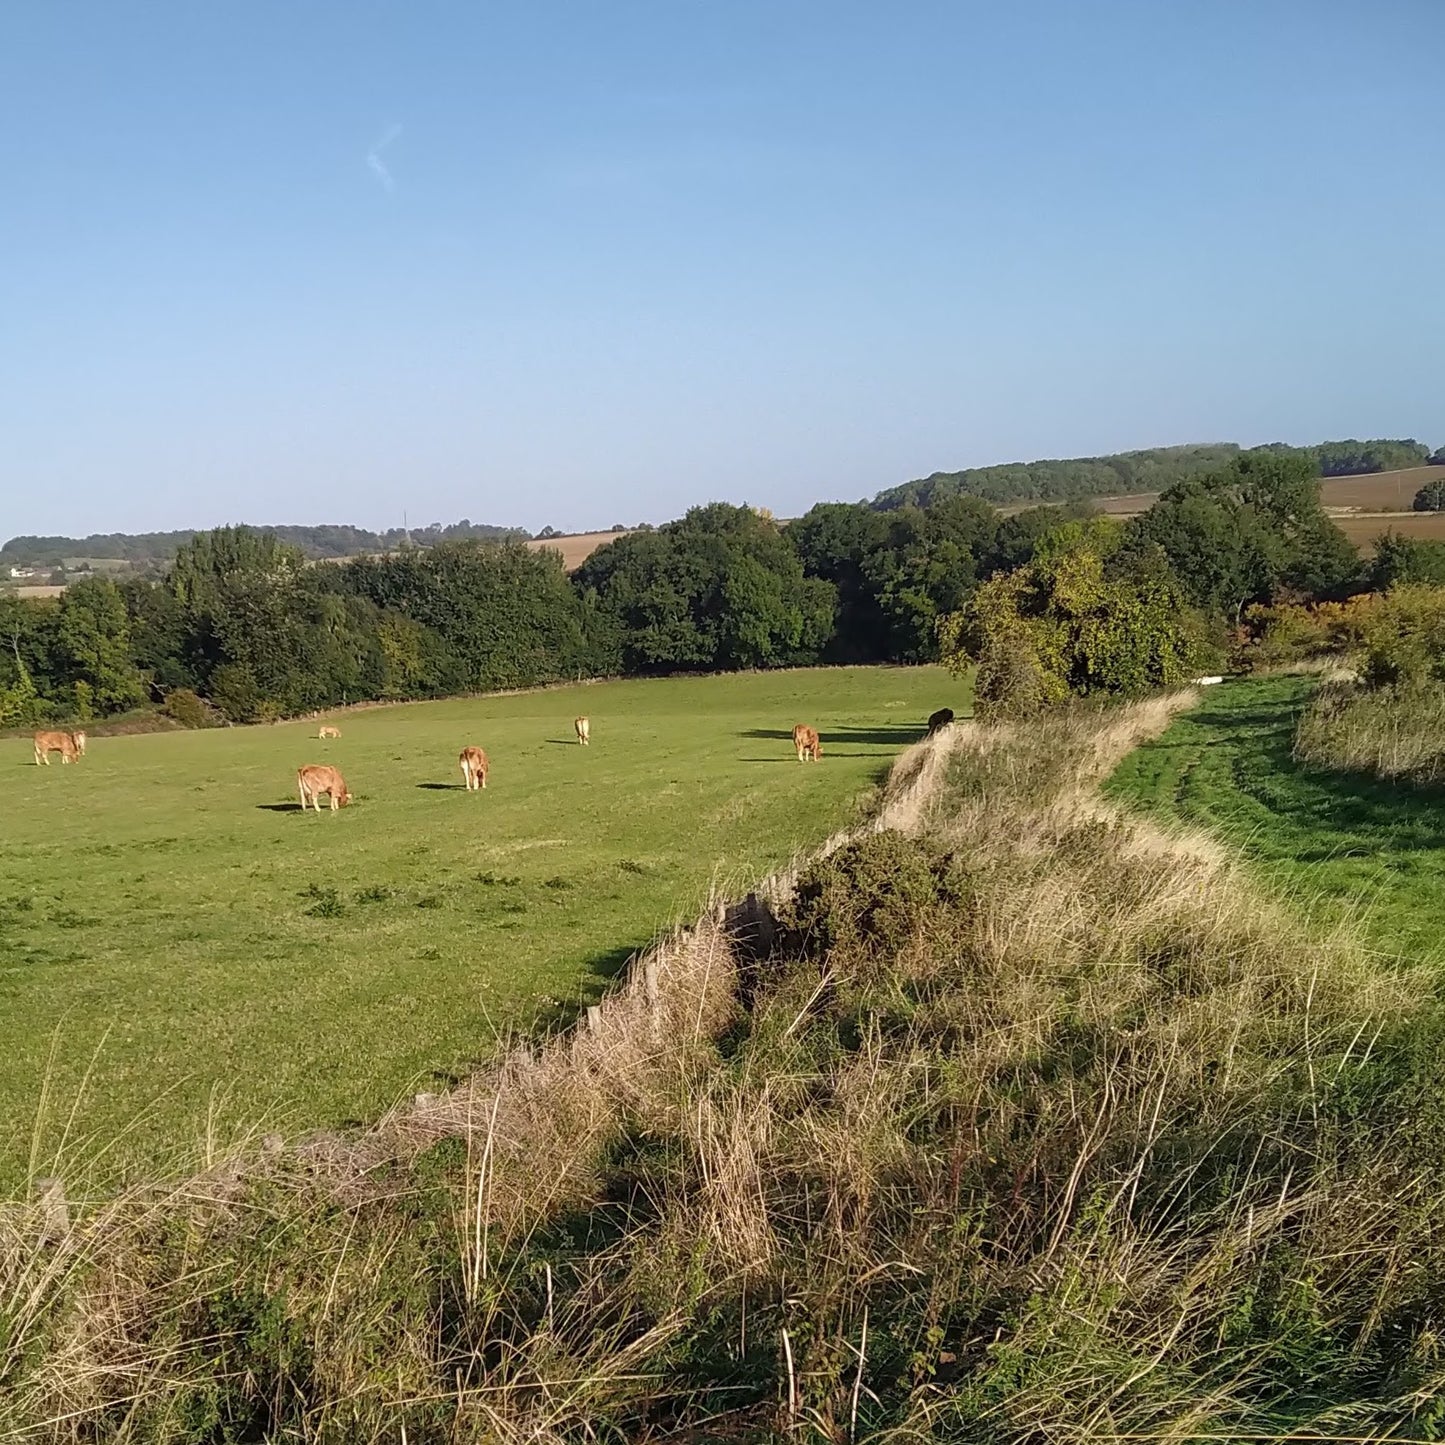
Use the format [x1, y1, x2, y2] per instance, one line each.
[576, 504, 834, 672]
[1351, 584, 1445, 689]
[876, 442, 1247, 509]
[162, 688, 214, 729]
[52, 578, 146, 714]
[1413, 478, 1445, 512]
[1370, 531, 1445, 587]
[940, 536, 1210, 717]
[0, 518, 527, 570]
[1311, 436, 1429, 475]
[1124, 451, 1359, 618]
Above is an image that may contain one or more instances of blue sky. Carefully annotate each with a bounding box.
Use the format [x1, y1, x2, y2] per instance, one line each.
[3, 1, 1442, 537]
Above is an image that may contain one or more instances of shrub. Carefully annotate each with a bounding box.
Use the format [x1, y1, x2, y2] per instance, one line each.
[939, 539, 1212, 718]
[162, 687, 214, 729]
[1413, 477, 1445, 511]
[1354, 584, 1445, 688]
[1236, 595, 1374, 670]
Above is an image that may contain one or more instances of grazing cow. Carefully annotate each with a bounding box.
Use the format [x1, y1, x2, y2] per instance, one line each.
[927, 707, 955, 735]
[575, 716, 590, 746]
[459, 746, 489, 791]
[318, 725, 341, 739]
[297, 764, 351, 812]
[792, 723, 822, 763]
[33, 731, 81, 766]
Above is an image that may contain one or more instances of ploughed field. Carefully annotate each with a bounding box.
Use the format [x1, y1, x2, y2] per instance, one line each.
[0, 666, 955, 1190]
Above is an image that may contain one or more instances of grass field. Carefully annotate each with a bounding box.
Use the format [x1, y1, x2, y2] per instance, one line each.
[1106, 675, 1445, 968]
[0, 666, 956, 1190]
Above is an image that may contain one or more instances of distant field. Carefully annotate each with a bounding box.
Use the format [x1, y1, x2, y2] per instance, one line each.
[0, 666, 958, 1189]
[1079, 465, 1445, 550]
[1319, 466, 1440, 511]
[524, 529, 629, 569]
[1107, 675, 1445, 968]
[1330, 511, 1445, 547]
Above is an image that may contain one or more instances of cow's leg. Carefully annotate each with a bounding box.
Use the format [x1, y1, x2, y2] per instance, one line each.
[330, 792, 338, 811]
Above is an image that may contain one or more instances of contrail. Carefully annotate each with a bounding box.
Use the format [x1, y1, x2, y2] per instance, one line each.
[366, 124, 402, 191]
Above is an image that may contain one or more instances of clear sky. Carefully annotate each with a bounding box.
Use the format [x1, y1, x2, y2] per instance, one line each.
[3, 1, 1442, 538]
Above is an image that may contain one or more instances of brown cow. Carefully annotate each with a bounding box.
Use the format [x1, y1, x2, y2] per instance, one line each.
[318, 725, 341, 740]
[574, 716, 590, 746]
[459, 746, 489, 791]
[297, 764, 351, 812]
[927, 707, 954, 735]
[792, 723, 822, 763]
[33, 731, 82, 766]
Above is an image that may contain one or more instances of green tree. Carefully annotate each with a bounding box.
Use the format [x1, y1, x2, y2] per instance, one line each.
[1123, 453, 1357, 619]
[939, 536, 1210, 717]
[1413, 478, 1445, 512]
[1370, 532, 1445, 588]
[53, 578, 146, 713]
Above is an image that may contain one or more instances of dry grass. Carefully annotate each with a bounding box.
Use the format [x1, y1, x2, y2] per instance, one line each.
[1296, 678, 1445, 785]
[7, 692, 1445, 1441]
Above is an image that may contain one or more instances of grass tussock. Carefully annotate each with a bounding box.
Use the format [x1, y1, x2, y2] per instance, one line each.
[1296, 677, 1445, 785]
[8, 691, 1445, 1441]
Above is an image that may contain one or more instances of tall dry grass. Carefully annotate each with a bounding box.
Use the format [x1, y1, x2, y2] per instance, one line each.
[7, 690, 1445, 1442]
[1296, 678, 1445, 784]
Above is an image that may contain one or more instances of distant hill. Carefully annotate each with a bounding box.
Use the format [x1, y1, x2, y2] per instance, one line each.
[873, 438, 1436, 511]
[0, 519, 529, 571]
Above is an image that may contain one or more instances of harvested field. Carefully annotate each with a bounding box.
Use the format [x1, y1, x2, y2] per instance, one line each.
[524, 528, 629, 569]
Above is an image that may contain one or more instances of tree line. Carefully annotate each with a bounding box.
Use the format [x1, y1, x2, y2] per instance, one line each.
[0, 446, 1413, 730]
[0, 520, 528, 572]
[876, 436, 1436, 510]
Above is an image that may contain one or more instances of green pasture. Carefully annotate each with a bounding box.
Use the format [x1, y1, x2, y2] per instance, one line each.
[0, 666, 957, 1190]
[1107, 675, 1445, 970]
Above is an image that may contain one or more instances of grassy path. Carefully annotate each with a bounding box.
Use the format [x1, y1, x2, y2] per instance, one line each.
[1106, 675, 1445, 969]
[0, 666, 958, 1188]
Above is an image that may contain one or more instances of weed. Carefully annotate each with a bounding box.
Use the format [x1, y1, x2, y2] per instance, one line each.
[300, 884, 345, 919]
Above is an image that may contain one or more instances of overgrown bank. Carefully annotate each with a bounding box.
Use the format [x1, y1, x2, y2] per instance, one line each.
[9, 693, 1445, 1439]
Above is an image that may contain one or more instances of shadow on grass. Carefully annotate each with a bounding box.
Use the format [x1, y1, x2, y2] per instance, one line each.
[416, 782, 465, 791]
[1120, 676, 1445, 863]
[544, 739, 581, 746]
[741, 724, 926, 745]
[256, 802, 304, 813]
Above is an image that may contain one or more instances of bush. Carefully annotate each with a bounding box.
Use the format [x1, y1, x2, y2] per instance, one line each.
[1414, 477, 1445, 511]
[1354, 584, 1445, 689]
[940, 539, 1212, 719]
[161, 688, 214, 729]
[1236, 595, 1373, 670]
